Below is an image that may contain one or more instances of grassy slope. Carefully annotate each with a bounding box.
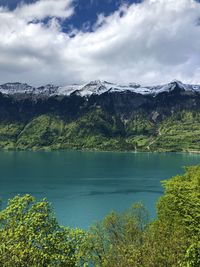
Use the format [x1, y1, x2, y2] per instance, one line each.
[0, 109, 200, 152]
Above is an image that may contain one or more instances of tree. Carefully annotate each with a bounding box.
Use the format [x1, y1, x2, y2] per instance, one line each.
[86, 165, 200, 267]
[0, 195, 87, 267]
[87, 203, 149, 267]
[137, 165, 200, 267]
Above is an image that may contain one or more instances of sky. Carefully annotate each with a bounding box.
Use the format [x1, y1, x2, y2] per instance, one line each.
[0, 0, 200, 86]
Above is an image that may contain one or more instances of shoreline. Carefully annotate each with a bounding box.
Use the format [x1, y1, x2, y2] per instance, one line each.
[1, 147, 200, 155]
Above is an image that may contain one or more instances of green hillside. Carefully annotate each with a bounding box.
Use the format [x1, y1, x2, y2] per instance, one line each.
[0, 108, 200, 152]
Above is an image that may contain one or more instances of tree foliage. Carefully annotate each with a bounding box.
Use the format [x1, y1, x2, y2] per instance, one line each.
[157, 165, 200, 266]
[86, 165, 200, 267]
[86, 203, 148, 267]
[0, 195, 87, 267]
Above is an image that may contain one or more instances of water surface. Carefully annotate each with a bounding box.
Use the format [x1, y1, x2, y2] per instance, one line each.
[0, 151, 199, 228]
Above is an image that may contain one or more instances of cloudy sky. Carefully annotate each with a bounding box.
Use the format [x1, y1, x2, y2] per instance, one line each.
[0, 0, 200, 86]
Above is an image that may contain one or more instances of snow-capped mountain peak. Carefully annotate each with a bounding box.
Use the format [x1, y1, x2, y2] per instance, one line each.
[0, 82, 34, 94]
[0, 80, 200, 97]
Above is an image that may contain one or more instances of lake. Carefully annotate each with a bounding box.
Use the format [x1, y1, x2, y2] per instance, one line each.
[0, 151, 200, 228]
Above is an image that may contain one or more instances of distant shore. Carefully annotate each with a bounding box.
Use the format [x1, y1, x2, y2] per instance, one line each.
[1, 147, 200, 155]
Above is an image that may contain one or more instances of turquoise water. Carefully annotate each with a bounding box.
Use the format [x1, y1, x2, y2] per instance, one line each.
[0, 151, 200, 228]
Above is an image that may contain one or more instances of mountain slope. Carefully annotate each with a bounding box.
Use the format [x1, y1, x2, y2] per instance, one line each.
[0, 80, 200, 151]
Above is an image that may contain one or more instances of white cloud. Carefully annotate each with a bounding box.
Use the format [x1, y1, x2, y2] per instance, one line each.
[15, 0, 74, 21]
[0, 0, 200, 86]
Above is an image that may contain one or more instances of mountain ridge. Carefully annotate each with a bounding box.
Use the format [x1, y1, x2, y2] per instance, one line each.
[1, 80, 200, 98]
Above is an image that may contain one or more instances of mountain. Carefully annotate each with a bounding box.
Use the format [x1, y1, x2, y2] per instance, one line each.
[0, 80, 200, 152]
[1, 80, 200, 97]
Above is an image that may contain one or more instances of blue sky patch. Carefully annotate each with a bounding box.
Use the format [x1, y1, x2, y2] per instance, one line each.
[0, 0, 142, 31]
